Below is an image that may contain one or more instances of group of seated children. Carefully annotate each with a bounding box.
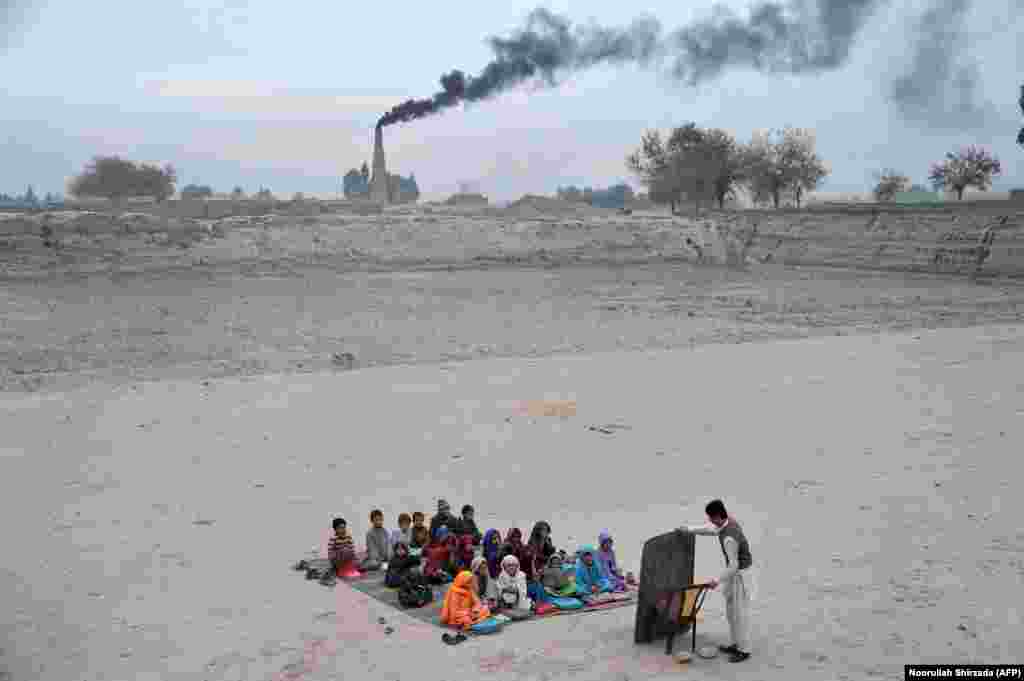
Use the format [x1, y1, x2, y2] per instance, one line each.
[326, 499, 636, 630]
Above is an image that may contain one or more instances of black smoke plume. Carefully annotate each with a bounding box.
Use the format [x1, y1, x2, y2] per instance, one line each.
[888, 0, 989, 129]
[377, 2, 886, 128]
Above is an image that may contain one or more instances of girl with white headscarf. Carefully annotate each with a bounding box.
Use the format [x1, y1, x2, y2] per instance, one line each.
[496, 554, 533, 619]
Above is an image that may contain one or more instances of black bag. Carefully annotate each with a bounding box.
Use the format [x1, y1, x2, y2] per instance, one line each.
[398, 577, 434, 609]
[633, 529, 696, 644]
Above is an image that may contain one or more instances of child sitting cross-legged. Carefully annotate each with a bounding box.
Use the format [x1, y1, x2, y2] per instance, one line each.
[439, 571, 491, 630]
[496, 555, 534, 620]
[596, 530, 628, 592]
[361, 509, 391, 572]
[328, 517, 359, 581]
[385, 541, 421, 588]
[574, 545, 612, 601]
[410, 512, 430, 549]
[470, 556, 498, 607]
[459, 505, 483, 545]
[391, 513, 413, 550]
[422, 527, 454, 584]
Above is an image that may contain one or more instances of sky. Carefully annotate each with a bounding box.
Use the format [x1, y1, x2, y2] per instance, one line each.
[1, 0, 1022, 202]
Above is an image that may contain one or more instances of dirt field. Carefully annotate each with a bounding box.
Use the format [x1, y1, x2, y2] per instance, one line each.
[2, 205, 1023, 680]
[4, 258, 1024, 394]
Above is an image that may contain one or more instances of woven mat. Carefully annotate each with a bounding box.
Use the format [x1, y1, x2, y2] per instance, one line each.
[295, 559, 637, 628]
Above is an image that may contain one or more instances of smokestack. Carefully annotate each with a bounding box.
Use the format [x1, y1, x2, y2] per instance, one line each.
[369, 125, 389, 203]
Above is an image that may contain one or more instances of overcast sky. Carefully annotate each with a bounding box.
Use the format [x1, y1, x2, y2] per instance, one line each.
[2, 1, 1021, 201]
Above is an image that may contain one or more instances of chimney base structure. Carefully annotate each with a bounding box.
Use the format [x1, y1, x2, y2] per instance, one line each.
[369, 126, 389, 204]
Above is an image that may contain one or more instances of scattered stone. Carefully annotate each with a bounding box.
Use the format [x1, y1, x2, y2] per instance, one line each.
[332, 352, 356, 368]
[587, 423, 632, 435]
[192, 519, 215, 526]
[451, 454, 463, 460]
[384, 626, 394, 635]
[377, 617, 387, 625]
[253, 482, 265, 488]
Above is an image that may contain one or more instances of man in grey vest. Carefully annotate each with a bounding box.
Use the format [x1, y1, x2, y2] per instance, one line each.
[680, 499, 753, 662]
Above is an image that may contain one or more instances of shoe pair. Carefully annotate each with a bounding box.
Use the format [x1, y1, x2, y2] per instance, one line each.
[442, 632, 467, 645]
[718, 644, 751, 663]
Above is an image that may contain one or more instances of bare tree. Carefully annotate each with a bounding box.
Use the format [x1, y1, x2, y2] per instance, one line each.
[780, 128, 828, 208]
[180, 184, 214, 200]
[745, 130, 788, 209]
[744, 127, 828, 208]
[928, 146, 1002, 200]
[873, 168, 910, 202]
[627, 130, 681, 211]
[68, 156, 176, 204]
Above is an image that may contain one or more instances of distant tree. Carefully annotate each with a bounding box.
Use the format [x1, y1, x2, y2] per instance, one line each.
[230, 186, 245, 199]
[343, 169, 369, 198]
[23, 185, 38, 204]
[744, 130, 788, 209]
[745, 127, 828, 209]
[589, 183, 635, 209]
[872, 168, 910, 201]
[68, 156, 177, 204]
[180, 184, 214, 200]
[255, 187, 273, 200]
[557, 186, 583, 202]
[781, 128, 828, 208]
[628, 123, 750, 213]
[627, 130, 689, 212]
[1018, 84, 1023, 147]
[402, 173, 420, 201]
[928, 146, 1002, 200]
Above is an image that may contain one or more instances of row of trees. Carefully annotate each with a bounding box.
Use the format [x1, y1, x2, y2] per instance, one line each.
[626, 123, 829, 212]
[872, 146, 1003, 201]
[63, 156, 319, 203]
[0, 186, 63, 205]
[555, 183, 635, 209]
[342, 162, 420, 202]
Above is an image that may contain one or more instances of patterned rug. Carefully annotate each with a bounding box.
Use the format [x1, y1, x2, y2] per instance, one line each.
[293, 558, 637, 629]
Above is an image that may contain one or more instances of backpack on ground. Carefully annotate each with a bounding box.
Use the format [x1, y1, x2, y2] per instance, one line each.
[398, 577, 433, 609]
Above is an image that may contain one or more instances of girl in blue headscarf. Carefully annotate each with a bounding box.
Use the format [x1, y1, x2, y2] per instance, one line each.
[574, 545, 611, 598]
[482, 529, 503, 579]
[596, 530, 627, 592]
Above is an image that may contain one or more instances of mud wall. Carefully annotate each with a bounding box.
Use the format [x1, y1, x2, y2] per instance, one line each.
[701, 203, 1024, 276]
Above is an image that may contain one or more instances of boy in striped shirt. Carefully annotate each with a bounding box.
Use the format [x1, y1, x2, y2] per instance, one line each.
[328, 517, 357, 582]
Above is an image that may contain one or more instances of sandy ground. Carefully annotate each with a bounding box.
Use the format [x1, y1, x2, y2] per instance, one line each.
[4, 261, 1024, 394]
[2, 321, 1023, 680]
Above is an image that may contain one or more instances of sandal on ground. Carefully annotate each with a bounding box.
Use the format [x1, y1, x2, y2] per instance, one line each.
[442, 632, 467, 645]
[729, 651, 751, 663]
[718, 644, 740, 654]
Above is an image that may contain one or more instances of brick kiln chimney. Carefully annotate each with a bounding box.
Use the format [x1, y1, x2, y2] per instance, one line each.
[369, 125, 389, 203]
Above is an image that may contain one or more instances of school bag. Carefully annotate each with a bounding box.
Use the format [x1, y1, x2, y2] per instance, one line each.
[398, 577, 434, 609]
